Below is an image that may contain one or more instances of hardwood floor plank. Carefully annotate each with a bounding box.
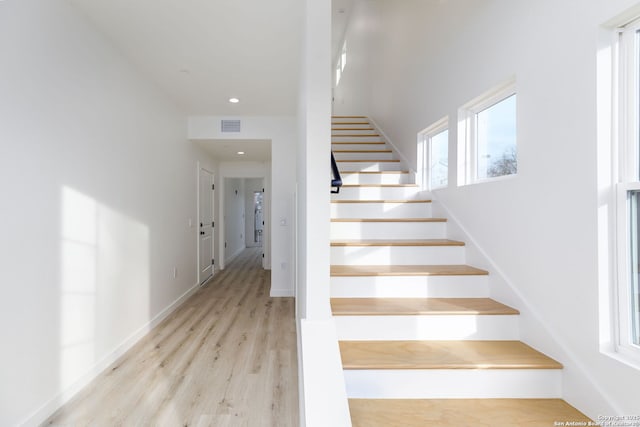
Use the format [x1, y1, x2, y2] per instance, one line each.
[45, 248, 298, 426]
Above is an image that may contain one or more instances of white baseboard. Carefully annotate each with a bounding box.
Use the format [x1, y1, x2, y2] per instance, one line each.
[431, 197, 621, 418]
[270, 288, 294, 297]
[20, 281, 201, 427]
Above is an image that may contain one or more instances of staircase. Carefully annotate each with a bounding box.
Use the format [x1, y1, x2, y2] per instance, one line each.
[330, 116, 591, 426]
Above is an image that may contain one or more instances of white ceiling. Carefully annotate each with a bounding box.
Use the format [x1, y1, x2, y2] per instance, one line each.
[68, 0, 354, 161]
[196, 139, 271, 162]
[69, 0, 303, 116]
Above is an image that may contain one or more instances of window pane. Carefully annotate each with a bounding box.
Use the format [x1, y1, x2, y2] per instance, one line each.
[476, 94, 517, 179]
[430, 129, 448, 189]
[630, 191, 640, 346]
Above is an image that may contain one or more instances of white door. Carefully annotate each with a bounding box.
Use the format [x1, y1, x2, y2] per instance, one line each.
[199, 169, 214, 284]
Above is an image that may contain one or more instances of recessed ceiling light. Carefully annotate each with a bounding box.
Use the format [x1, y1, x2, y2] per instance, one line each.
[237, 151, 245, 155]
[229, 97, 240, 103]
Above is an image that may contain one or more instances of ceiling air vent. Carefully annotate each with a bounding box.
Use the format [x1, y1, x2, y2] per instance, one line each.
[221, 119, 241, 133]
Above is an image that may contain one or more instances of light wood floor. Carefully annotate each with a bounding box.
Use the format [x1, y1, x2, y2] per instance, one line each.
[45, 248, 298, 427]
[349, 399, 592, 427]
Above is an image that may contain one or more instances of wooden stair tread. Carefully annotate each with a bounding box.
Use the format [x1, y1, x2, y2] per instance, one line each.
[341, 184, 418, 187]
[332, 141, 385, 144]
[331, 239, 462, 247]
[339, 340, 563, 370]
[331, 199, 431, 204]
[332, 115, 368, 118]
[331, 218, 444, 222]
[332, 122, 370, 125]
[331, 298, 519, 316]
[333, 149, 392, 153]
[348, 399, 591, 427]
[331, 264, 489, 277]
[336, 159, 400, 162]
[331, 127, 374, 130]
[340, 171, 410, 174]
[331, 133, 380, 138]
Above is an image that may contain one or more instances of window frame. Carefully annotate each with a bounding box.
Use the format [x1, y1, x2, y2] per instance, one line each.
[417, 117, 449, 191]
[614, 17, 640, 361]
[458, 79, 517, 185]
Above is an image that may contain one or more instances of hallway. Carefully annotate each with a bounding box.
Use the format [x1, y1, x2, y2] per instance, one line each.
[46, 248, 298, 426]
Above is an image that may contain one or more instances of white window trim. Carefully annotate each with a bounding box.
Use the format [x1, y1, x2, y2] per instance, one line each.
[457, 78, 517, 186]
[614, 17, 640, 364]
[417, 117, 449, 190]
[616, 183, 640, 362]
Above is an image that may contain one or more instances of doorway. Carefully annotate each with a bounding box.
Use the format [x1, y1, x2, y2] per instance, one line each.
[221, 176, 269, 269]
[198, 168, 214, 284]
[245, 179, 264, 248]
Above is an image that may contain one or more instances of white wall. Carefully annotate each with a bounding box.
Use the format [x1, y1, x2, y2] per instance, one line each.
[223, 178, 246, 261]
[338, 0, 640, 418]
[189, 117, 296, 297]
[296, 0, 352, 425]
[332, 0, 374, 116]
[0, 0, 216, 425]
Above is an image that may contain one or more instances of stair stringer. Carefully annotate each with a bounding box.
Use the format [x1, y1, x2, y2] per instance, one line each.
[429, 195, 619, 419]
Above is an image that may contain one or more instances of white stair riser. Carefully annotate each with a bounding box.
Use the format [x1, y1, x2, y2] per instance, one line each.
[331, 202, 432, 219]
[332, 118, 369, 124]
[334, 152, 395, 161]
[334, 186, 420, 199]
[343, 369, 562, 399]
[334, 315, 519, 341]
[333, 136, 384, 143]
[332, 129, 378, 135]
[330, 221, 446, 239]
[340, 173, 411, 185]
[332, 123, 372, 129]
[330, 275, 490, 298]
[335, 161, 403, 172]
[330, 245, 465, 265]
[332, 143, 387, 151]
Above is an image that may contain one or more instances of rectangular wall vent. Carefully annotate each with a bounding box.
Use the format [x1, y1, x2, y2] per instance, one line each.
[221, 119, 241, 133]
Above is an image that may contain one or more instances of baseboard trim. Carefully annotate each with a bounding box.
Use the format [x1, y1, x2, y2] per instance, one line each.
[20, 281, 201, 427]
[271, 288, 294, 297]
[431, 197, 621, 418]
